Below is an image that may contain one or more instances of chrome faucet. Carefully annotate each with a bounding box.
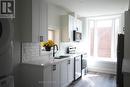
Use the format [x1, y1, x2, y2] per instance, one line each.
[52, 44, 58, 57]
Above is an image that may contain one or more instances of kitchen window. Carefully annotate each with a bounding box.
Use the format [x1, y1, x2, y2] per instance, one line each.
[48, 30, 55, 41]
[88, 15, 120, 59]
[48, 28, 60, 46]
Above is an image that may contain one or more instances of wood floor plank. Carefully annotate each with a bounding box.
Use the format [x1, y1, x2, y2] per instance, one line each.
[69, 72, 116, 87]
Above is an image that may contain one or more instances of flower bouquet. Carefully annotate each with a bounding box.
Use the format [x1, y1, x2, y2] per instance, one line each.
[40, 40, 55, 51]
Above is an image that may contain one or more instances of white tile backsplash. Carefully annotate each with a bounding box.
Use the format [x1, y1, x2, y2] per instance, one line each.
[22, 42, 52, 62]
[59, 42, 78, 54]
[22, 43, 40, 62]
[22, 41, 87, 62]
[59, 42, 87, 54]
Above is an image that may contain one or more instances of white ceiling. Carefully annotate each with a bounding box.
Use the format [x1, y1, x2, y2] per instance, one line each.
[46, 0, 129, 17]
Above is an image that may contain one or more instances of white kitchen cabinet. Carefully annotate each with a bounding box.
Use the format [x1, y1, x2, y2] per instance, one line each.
[44, 60, 71, 87]
[15, 63, 60, 87]
[39, 0, 48, 41]
[61, 15, 75, 42]
[16, 0, 48, 42]
[60, 60, 68, 87]
[52, 64, 60, 87]
[67, 58, 74, 84]
[43, 65, 52, 87]
[15, 57, 76, 87]
[44, 64, 60, 87]
[75, 19, 82, 33]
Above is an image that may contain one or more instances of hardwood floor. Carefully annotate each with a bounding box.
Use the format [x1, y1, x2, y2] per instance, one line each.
[69, 72, 116, 87]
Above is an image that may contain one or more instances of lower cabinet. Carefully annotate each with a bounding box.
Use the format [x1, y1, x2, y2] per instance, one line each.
[15, 58, 75, 87]
[60, 58, 74, 87]
[67, 58, 74, 84]
[44, 59, 73, 87]
[43, 65, 52, 87]
[43, 64, 60, 87]
[52, 64, 60, 87]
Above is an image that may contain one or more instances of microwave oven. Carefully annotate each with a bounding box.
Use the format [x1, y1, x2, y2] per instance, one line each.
[73, 30, 82, 42]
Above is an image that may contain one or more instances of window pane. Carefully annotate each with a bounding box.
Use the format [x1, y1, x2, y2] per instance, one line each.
[97, 20, 112, 58]
[89, 21, 94, 56]
[48, 30, 54, 41]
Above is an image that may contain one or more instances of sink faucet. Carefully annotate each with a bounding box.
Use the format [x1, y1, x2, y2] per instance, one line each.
[52, 44, 58, 57]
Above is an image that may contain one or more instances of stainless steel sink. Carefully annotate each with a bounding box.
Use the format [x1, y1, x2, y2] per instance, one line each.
[54, 55, 70, 59]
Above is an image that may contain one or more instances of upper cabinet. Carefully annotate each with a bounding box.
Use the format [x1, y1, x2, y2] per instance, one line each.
[76, 19, 82, 33]
[15, 0, 48, 42]
[39, 0, 48, 41]
[61, 15, 75, 42]
[61, 15, 82, 42]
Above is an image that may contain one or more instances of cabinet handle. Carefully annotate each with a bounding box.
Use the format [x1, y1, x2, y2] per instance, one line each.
[52, 65, 56, 71]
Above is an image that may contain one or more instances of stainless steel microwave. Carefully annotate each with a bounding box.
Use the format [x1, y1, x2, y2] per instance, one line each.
[73, 30, 82, 42]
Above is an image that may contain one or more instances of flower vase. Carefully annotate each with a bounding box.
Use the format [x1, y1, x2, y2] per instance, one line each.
[45, 46, 51, 51]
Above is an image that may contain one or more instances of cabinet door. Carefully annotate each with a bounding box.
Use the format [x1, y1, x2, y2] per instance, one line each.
[16, 0, 47, 42]
[61, 15, 75, 42]
[39, 0, 48, 42]
[67, 58, 74, 84]
[32, 0, 40, 42]
[79, 20, 82, 33]
[69, 15, 75, 41]
[76, 19, 82, 33]
[52, 64, 60, 87]
[60, 60, 68, 87]
[44, 66, 52, 87]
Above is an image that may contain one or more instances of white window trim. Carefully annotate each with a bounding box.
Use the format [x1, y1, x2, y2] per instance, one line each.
[87, 15, 121, 61]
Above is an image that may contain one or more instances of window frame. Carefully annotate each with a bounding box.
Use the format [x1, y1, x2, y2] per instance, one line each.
[87, 15, 121, 59]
